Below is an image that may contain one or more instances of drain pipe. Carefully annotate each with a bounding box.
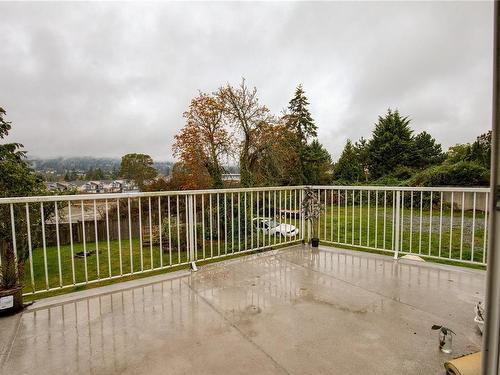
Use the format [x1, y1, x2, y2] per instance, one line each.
[481, 1, 500, 373]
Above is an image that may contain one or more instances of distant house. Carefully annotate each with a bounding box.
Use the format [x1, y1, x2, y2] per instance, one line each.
[102, 179, 137, 193]
[222, 174, 241, 182]
[103, 180, 123, 193]
[45, 181, 74, 193]
[79, 181, 104, 194]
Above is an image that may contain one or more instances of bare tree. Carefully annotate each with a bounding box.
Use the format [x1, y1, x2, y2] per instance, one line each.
[217, 78, 272, 187]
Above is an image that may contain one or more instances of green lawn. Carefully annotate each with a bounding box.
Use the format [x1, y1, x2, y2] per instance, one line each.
[23, 227, 299, 295]
[317, 204, 487, 264]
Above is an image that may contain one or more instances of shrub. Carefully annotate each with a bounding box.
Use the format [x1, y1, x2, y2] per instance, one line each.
[408, 161, 489, 187]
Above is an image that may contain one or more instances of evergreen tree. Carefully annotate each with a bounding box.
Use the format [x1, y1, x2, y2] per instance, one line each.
[283, 84, 323, 184]
[286, 84, 317, 142]
[333, 140, 364, 183]
[368, 109, 414, 179]
[412, 131, 444, 169]
[301, 140, 332, 185]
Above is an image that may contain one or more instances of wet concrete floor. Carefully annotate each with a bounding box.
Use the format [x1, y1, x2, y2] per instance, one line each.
[0, 245, 485, 374]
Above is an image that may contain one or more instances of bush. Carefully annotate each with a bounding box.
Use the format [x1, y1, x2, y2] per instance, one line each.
[371, 176, 404, 186]
[161, 217, 214, 249]
[408, 161, 489, 187]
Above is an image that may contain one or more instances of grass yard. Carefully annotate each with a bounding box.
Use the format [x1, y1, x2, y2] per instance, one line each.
[23, 228, 299, 295]
[317, 204, 487, 264]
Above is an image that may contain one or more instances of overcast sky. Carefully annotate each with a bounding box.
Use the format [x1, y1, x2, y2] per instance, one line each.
[0, 1, 494, 162]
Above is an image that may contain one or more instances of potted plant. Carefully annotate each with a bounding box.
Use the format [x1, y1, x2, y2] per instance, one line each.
[0, 241, 23, 316]
[301, 188, 322, 248]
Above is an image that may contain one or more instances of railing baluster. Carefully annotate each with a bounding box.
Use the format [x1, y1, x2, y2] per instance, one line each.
[139, 197, 143, 271]
[391, 191, 396, 251]
[273, 190, 277, 246]
[428, 192, 433, 256]
[317, 189, 320, 241]
[224, 192, 228, 254]
[257, 191, 260, 247]
[400, 192, 404, 251]
[202, 194, 205, 259]
[68, 202, 76, 284]
[460, 192, 465, 260]
[168, 196, 172, 265]
[245, 192, 248, 250]
[158, 196, 163, 268]
[217, 193, 220, 257]
[25, 203, 35, 292]
[117, 198, 123, 276]
[176, 195, 181, 262]
[418, 191, 423, 255]
[148, 197, 153, 269]
[209, 194, 213, 258]
[93, 199, 100, 279]
[293, 189, 299, 241]
[105, 199, 111, 278]
[337, 189, 340, 243]
[81, 200, 89, 282]
[324, 190, 327, 241]
[55, 201, 62, 287]
[40, 202, 49, 290]
[351, 190, 355, 245]
[331, 189, 334, 243]
[383, 191, 387, 250]
[438, 192, 443, 258]
[374, 190, 378, 249]
[127, 197, 133, 273]
[193, 195, 197, 260]
[231, 192, 234, 252]
[359, 190, 362, 246]
[471, 192, 477, 261]
[269, 191, 272, 245]
[483, 192, 488, 264]
[251, 191, 254, 249]
[409, 191, 414, 253]
[9, 203, 17, 262]
[344, 189, 348, 243]
[185, 195, 189, 260]
[238, 192, 241, 252]
[449, 192, 454, 259]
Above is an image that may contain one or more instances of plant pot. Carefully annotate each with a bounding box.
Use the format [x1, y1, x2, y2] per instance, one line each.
[0, 285, 23, 316]
[311, 238, 320, 248]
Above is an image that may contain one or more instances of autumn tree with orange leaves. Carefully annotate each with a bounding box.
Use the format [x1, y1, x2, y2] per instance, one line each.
[172, 93, 231, 189]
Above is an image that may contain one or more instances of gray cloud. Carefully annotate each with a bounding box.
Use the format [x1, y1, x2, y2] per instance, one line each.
[0, 1, 493, 161]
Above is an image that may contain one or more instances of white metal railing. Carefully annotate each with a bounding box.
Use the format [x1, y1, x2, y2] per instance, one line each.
[0, 186, 305, 296]
[0, 185, 490, 297]
[311, 186, 490, 266]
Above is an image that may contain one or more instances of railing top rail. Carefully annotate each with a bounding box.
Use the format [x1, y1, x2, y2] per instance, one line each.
[0, 184, 490, 205]
[309, 185, 491, 193]
[0, 185, 307, 205]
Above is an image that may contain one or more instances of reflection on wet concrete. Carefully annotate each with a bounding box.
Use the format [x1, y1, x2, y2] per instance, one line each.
[1, 245, 486, 375]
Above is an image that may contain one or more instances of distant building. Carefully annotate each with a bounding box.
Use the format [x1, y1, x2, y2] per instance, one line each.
[45, 181, 74, 193]
[82, 181, 104, 193]
[222, 173, 241, 182]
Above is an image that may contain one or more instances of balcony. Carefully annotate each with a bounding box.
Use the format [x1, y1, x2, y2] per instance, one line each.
[0, 245, 485, 374]
[0, 186, 489, 374]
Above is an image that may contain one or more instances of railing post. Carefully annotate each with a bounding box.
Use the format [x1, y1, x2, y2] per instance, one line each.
[300, 188, 306, 242]
[187, 194, 196, 265]
[393, 190, 401, 259]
